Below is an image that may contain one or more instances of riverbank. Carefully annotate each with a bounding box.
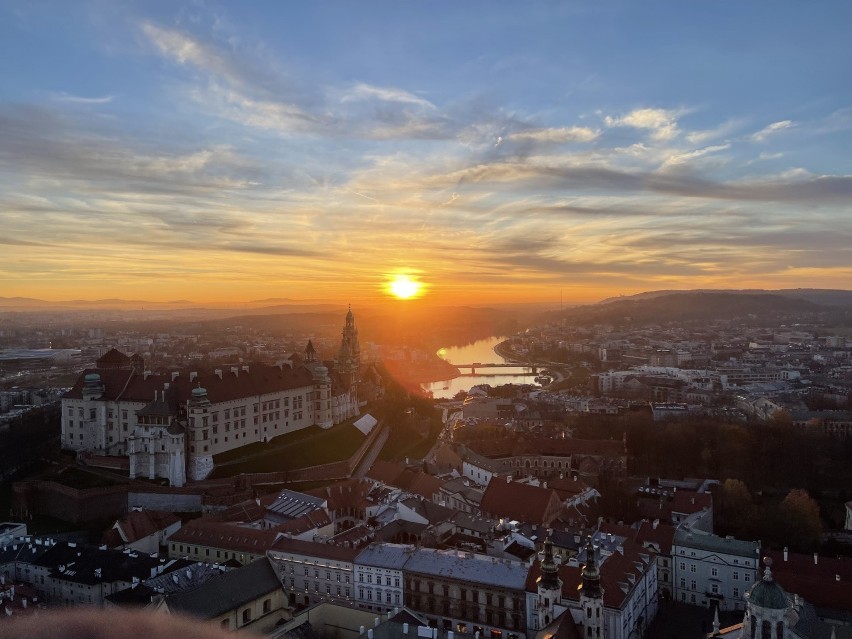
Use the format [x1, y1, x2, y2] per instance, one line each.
[384, 356, 460, 391]
[493, 339, 525, 363]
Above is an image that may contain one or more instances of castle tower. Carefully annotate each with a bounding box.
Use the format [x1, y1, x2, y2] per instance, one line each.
[312, 364, 333, 429]
[579, 536, 605, 638]
[537, 533, 563, 628]
[338, 306, 361, 388]
[187, 386, 214, 481]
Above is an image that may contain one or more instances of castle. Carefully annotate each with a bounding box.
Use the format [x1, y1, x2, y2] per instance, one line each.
[61, 311, 362, 486]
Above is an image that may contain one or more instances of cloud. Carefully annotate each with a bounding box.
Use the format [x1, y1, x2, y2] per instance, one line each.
[52, 93, 115, 105]
[340, 83, 434, 109]
[660, 143, 730, 169]
[605, 107, 682, 141]
[507, 126, 599, 144]
[750, 120, 794, 142]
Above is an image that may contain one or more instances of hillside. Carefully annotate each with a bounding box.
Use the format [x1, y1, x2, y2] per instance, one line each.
[557, 291, 833, 326]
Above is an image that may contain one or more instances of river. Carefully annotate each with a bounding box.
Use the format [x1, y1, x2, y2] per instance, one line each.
[421, 336, 538, 399]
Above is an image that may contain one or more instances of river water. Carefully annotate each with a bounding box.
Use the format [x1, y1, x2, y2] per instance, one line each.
[422, 336, 537, 399]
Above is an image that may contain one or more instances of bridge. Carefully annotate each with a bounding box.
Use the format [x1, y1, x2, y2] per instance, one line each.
[454, 362, 538, 374]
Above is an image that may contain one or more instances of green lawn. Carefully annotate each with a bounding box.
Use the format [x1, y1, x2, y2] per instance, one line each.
[209, 422, 368, 477]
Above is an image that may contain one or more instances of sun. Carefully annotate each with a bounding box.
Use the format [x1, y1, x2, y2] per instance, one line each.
[387, 274, 424, 299]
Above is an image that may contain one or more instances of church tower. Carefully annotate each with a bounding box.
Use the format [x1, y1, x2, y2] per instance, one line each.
[537, 533, 563, 628]
[579, 536, 605, 638]
[187, 386, 214, 481]
[338, 306, 361, 388]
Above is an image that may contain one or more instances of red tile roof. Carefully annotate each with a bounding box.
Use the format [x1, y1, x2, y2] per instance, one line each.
[268, 536, 361, 562]
[765, 549, 852, 612]
[526, 539, 655, 611]
[367, 460, 406, 486]
[634, 521, 676, 556]
[64, 363, 315, 404]
[104, 509, 180, 547]
[481, 479, 562, 526]
[670, 490, 712, 515]
[167, 519, 280, 554]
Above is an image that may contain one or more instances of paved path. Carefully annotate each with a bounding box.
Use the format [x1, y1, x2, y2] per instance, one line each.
[353, 424, 389, 478]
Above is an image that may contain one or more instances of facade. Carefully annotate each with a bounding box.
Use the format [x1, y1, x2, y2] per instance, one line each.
[166, 520, 281, 565]
[267, 538, 359, 609]
[61, 311, 363, 485]
[353, 543, 410, 613]
[673, 526, 760, 611]
[403, 548, 529, 638]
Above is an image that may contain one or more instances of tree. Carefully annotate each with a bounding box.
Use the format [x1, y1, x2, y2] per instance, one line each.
[779, 489, 823, 551]
[715, 478, 755, 539]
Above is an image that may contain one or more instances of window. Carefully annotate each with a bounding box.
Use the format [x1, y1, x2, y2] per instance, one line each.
[733, 571, 739, 580]
[691, 580, 696, 591]
[242, 609, 251, 625]
[263, 599, 271, 614]
[679, 562, 685, 571]
[733, 587, 739, 598]
[711, 584, 719, 594]
[711, 567, 718, 577]
[690, 564, 696, 573]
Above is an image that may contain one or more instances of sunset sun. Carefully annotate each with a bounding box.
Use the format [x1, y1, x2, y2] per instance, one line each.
[387, 274, 424, 299]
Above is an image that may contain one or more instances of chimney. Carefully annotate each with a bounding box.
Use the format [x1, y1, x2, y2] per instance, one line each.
[691, 497, 695, 505]
[214, 369, 222, 380]
[171, 372, 179, 382]
[783, 547, 788, 561]
[242, 365, 250, 374]
[652, 519, 659, 530]
[231, 367, 239, 377]
[190, 371, 197, 382]
[403, 624, 409, 634]
[374, 617, 380, 627]
[506, 475, 512, 483]
[814, 552, 818, 565]
[368, 631, 373, 639]
[359, 627, 365, 636]
[21, 599, 26, 609]
[144, 370, 151, 380]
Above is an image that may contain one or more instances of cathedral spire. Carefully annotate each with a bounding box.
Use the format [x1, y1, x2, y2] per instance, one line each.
[580, 536, 602, 598]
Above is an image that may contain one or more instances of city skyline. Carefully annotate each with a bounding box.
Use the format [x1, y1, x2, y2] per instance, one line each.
[2, 1, 851, 305]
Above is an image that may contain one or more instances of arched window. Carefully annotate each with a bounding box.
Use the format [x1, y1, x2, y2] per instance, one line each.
[776, 622, 784, 639]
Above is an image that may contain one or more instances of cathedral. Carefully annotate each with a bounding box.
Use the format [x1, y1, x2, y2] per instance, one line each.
[61, 310, 364, 487]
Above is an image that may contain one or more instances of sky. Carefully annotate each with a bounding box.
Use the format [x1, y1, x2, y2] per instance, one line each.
[1, 1, 851, 306]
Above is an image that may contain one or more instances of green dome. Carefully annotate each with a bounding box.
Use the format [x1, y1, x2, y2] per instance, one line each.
[84, 373, 101, 382]
[748, 575, 788, 609]
[191, 387, 207, 396]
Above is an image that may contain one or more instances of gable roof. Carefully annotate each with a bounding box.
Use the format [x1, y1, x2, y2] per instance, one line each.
[104, 509, 181, 547]
[164, 558, 281, 619]
[480, 479, 561, 526]
[64, 363, 315, 404]
[167, 519, 280, 554]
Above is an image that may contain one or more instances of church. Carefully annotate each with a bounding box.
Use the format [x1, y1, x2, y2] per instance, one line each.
[61, 310, 363, 486]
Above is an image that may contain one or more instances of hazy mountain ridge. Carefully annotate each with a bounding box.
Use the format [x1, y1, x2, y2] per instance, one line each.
[598, 288, 852, 308]
[556, 291, 841, 326]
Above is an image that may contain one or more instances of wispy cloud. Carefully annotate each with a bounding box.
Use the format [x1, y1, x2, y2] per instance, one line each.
[52, 92, 115, 105]
[604, 108, 684, 141]
[750, 119, 794, 142]
[507, 126, 599, 144]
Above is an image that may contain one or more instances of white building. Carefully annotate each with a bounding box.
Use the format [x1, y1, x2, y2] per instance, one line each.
[353, 543, 411, 613]
[672, 525, 760, 611]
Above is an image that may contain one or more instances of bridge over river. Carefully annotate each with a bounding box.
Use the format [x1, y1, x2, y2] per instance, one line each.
[454, 362, 539, 374]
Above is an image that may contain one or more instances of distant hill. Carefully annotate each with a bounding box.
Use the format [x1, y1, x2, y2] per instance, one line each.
[559, 291, 835, 326]
[599, 288, 852, 308]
